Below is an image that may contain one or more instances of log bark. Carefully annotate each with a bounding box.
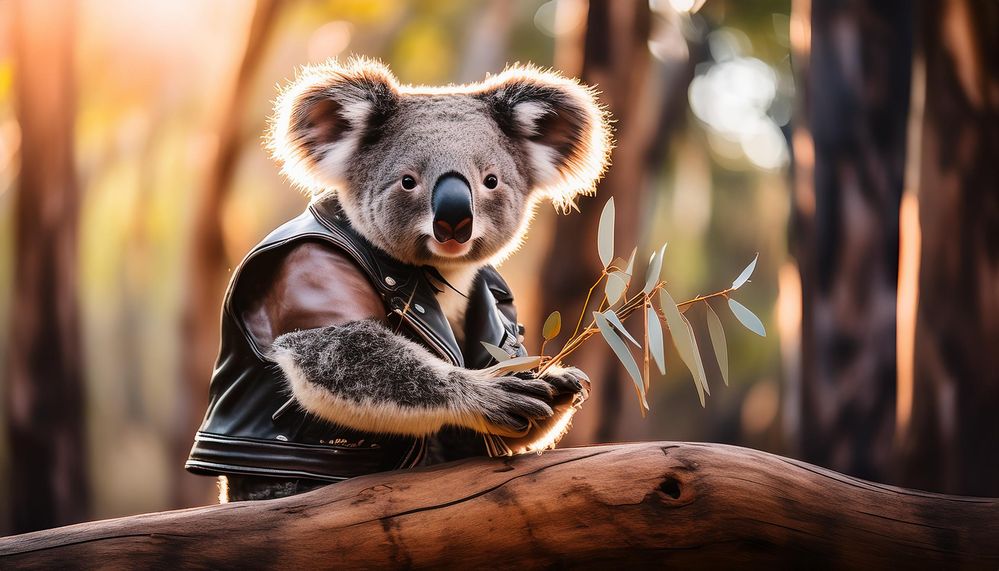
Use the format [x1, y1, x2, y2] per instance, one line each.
[2, 442, 996, 569]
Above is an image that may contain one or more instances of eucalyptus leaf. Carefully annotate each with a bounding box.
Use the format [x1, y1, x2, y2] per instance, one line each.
[481, 355, 544, 377]
[731, 254, 758, 290]
[625, 247, 638, 276]
[705, 303, 729, 386]
[728, 298, 766, 337]
[594, 311, 648, 411]
[684, 316, 710, 398]
[604, 271, 628, 306]
[659, 289, 706, 407]
[597, 197, 615, 268]
[647, 306, 666, 375]
[481, 341, 512, 363]
[542, 311, 561, 341]
[643, 243, 668, 294]
[604, 309, 640, 347]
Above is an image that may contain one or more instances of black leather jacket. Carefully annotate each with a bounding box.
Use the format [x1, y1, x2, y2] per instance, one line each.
[186, 201, 526, 483]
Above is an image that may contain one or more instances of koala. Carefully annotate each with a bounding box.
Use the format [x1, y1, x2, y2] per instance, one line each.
[186, 57, 611, 503]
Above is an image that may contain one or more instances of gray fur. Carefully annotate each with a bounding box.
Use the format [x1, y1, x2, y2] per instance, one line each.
[220, 475, 326, 503]
[272, 320, 585, 436]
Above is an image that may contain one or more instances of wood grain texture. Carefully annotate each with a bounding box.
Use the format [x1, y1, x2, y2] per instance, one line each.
[2, 442, 997, 569]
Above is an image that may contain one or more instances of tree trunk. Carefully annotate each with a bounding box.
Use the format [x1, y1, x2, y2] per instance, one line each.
[176, 0, 280, 507]
[540, 0, 658, 444]
[789, 0, 913, 482]
[2, 442, 996, 569]
[4, 0, 89, 534]
[898, 0, 999, 496]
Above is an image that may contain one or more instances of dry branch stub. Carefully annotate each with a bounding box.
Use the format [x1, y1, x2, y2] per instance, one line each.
[2, 442, 997, 569]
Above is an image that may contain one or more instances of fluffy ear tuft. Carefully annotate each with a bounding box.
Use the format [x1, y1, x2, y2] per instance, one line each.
[478, 65, 612, 210]
[267, 57, 399, 195]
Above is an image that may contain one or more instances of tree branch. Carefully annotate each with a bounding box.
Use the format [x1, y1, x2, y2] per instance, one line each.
[2, 442, 997, 568]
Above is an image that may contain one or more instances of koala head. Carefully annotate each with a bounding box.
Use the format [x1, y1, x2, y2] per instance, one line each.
[268, 58, 611, 270]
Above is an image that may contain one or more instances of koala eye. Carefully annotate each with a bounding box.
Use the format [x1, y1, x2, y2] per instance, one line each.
[483, 174, 498, 189]
[401, 175, 417, 190]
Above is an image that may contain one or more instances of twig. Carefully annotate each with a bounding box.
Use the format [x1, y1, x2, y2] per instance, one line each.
[676, 288, 734, 309]
[570, 271, 607, 339]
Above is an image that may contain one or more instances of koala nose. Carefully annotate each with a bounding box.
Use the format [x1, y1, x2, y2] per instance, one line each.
[431, 173, 473, 244]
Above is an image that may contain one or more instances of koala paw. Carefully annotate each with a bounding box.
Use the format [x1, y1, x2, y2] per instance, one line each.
[470, 366, 590, 435]
[538, 365, 590, 403]
[471, 374, 556, 435]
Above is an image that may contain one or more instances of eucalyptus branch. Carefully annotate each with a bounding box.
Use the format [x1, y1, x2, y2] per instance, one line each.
[570, 271, 607, 339]
[526, 197, 765, 417]
[539, 283, 663, 374]
[538, 282, 738, 375]
[676, 287, 735, 310]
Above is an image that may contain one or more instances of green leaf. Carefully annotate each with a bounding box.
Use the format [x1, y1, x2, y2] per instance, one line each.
[728, 298, 766, 337]
[659, 289, 707, 407]
[731, 253, 758, 290]
[647, 306, 666, 375]
[542, 311, 561, 341]
[597, 197, 615, 268]
[604, 271, 628, 306]
[643, 243, 668, 294]
[705, 303, 729, 386]
[480, 341, 512, 363]
[603, 309, 640, 347]
[481, 355, 544, 377]
[594, 311, 648, 411]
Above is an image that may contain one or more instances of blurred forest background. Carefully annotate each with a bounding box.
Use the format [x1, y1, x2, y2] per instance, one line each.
[1, 0, 996, 534]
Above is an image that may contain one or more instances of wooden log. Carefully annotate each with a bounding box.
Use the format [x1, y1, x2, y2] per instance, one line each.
[2, 442, 997, 569]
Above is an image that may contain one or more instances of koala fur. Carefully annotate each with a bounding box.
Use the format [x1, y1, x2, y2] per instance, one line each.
[263, 57, 610, 461]
[273, 320, 587, 437]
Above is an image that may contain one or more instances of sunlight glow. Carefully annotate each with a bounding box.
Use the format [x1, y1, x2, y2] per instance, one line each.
[668, 0, 696, 13]
[896, 192, 921, 437]
[308, 21, 353, 63]
[650, 0, 707, 15]
[688, 31, 789, 171]
[777, 261, 802, 442]
[742, 380, 779, 434]
[534, 0, 586, 38]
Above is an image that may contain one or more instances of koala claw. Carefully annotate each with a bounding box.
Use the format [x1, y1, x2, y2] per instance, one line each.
[494, 376, 557, 400]
[540, 366, 591, 402]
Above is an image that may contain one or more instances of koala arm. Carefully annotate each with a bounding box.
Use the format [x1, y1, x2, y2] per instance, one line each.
[272, 320, 577, 436]
[238, 240, 567, 436]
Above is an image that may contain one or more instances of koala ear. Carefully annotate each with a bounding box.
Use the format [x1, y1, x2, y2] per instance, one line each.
[479, 65, 611, 209]
[268, 58, 398, 194]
